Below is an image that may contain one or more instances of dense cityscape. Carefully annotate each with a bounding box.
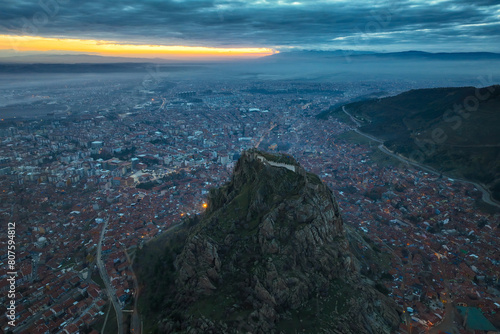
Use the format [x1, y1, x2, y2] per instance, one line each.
[0, 76, 499, 334]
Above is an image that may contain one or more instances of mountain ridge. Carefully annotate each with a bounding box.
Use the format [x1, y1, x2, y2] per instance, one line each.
[260, 50, 500, 62]
[135, 149, 401, 333]
[2, 50, 500, 65]
[318, 85, 500, 202]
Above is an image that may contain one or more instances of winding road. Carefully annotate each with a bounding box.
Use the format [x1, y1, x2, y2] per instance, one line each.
[341, 106, 500, 209]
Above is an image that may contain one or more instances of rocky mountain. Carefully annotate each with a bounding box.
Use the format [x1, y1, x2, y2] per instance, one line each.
[135, 150, 401, 333]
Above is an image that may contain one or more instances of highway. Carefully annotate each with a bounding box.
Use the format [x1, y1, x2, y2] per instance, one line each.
[341, 106, 500, 209]
[97, 217, 124, 334]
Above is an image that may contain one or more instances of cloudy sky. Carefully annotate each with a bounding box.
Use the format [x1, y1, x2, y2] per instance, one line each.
[1, 0, 500, 58]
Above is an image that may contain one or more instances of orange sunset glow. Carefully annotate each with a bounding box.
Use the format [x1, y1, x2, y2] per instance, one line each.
[0, 35, 276, 59]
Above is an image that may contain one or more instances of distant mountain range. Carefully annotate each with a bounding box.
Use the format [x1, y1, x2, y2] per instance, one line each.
[0, 62, 152, 73]
[319, 85, 500, 202]
[3, 50, 499, 81]
[0, 62, 210, 74]
[261, 50, 500, 61]
[0, 53, 178, 64]
[1, 50, 500, 65]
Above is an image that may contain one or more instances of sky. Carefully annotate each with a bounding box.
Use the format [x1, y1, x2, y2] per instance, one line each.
[0, 0, 500, 60]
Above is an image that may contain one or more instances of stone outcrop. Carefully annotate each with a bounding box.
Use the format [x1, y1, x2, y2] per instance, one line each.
[139, 150, 401, 333]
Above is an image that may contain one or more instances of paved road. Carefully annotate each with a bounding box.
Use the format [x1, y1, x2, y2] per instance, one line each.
[342, 106, 481, 333]
[377, 144, 500, 209]
[13, 279, 78, 333]
[123, 247, 141, 334]
[255, 122, 277, 148]
[429, 271, 459, 334]
[159, 97, 167, 111]
[342, 106, 500, 209]
[429, 297, 458, 333]
[342, 106, 362, 127]
[97, 217, 124, 334]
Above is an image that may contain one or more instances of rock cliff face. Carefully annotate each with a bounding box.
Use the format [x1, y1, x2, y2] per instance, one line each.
[137, 150, 401, 333]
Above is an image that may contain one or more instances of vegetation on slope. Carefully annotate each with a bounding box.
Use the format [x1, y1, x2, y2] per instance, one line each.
[321, 85, 500, 201]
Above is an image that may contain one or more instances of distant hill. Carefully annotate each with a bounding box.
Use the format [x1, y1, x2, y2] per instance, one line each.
[350, 51, 500, 61]
[3, 50, 500, 82]
[135, 150, 401, 333]
[320, 85, 500, 201]
[4, 50, 500, 64]
[0, 62, 151, 73]
[249, 51, 500, 82]
[261, 50, 500, 62]
[0, 62, 206, 74]
[0, 53, 172, 64]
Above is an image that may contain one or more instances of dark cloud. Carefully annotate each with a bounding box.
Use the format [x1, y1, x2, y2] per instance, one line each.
[456, 0, 500, 6]
[0, 0, 499, 51]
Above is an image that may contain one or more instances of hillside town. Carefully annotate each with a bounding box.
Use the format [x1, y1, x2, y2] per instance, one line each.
[1, 79, 499, 334]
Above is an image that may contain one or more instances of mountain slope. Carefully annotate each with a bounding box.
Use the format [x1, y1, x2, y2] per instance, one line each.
[135, 150, 400, 333]
[320, 85, 500, 201]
